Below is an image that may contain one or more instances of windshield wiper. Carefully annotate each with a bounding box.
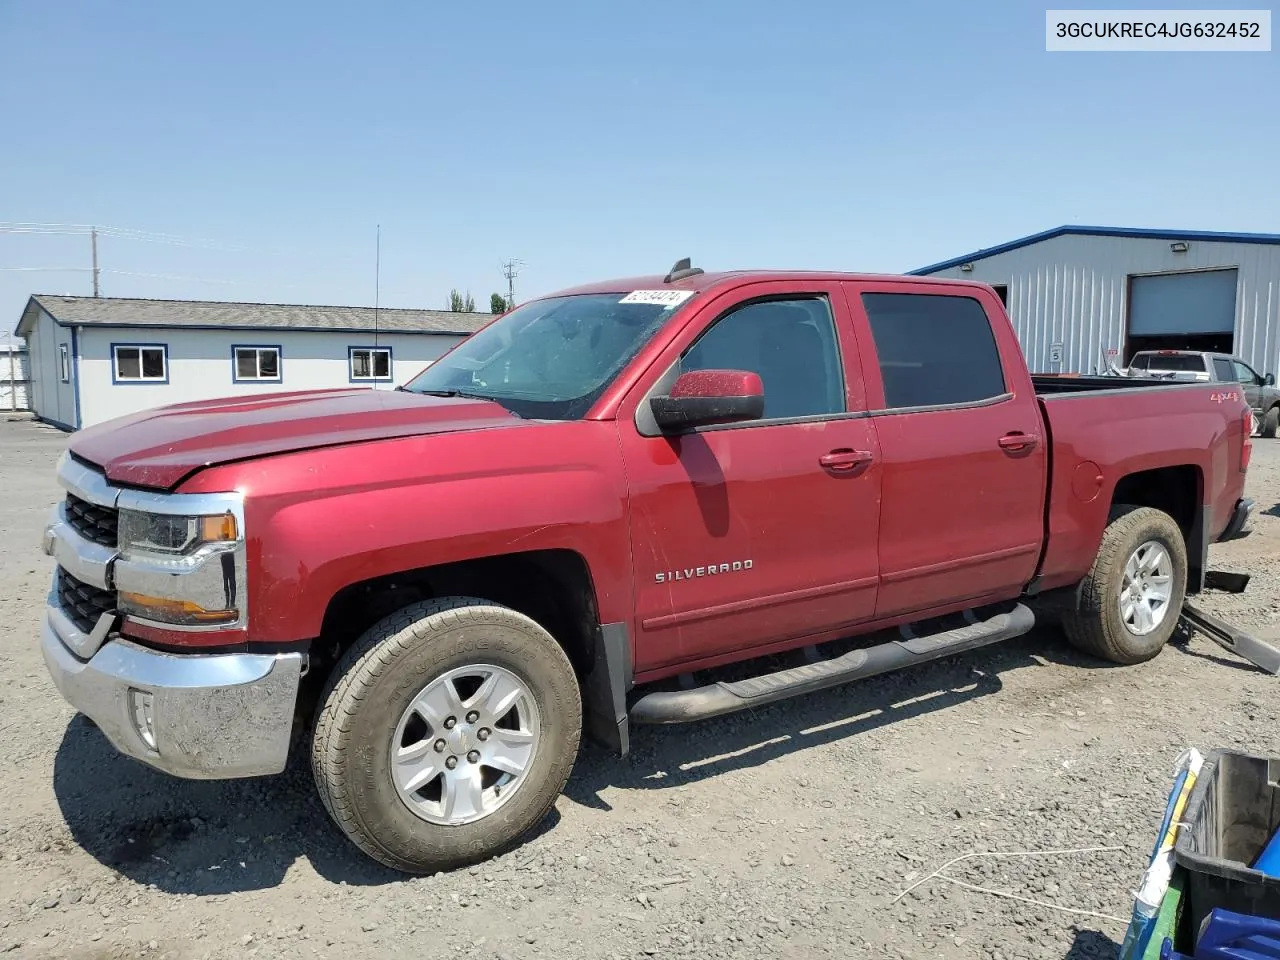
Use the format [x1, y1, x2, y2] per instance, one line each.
[413, 388, 492, 400]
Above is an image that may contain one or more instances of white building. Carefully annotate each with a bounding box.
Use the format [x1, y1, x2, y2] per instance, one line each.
[911, 226, 1280, 378]
[15, 296, 491, 430]
[1, 339, 28, 412]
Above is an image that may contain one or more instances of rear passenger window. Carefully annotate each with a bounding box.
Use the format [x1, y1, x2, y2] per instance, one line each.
[681, 297, 845, 421]
[1213, 358, 1235, 382]
[861, 293, 1007, 409]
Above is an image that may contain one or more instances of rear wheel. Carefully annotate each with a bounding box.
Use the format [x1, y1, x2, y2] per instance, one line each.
[311, 597, 582, 874]
[1062, 506, 1187, 665]
[1263, 406, 1279, 439]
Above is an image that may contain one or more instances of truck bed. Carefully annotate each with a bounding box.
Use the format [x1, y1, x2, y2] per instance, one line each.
[1031, 374, 1249, 594]
[1031, 374, 1205, 395]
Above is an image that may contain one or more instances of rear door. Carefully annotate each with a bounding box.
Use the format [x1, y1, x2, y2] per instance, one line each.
[618, 281, 882, 674]
[842, 282, 1047, 619]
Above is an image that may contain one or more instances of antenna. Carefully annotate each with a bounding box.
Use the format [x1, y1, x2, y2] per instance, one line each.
[664, 257, 704, 284]
[374, 224, 381, 347]
[502, 258, 523, 311]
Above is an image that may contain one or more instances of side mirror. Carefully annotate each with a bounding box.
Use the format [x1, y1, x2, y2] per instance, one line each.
[1265, 373, 1275, 387]
[649, 369, 764, 432]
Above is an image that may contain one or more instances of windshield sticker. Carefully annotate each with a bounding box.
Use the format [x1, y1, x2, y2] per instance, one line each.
[619, 290, 695, 308]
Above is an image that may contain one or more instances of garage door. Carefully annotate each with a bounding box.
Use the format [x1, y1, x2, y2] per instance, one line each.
[1129, 268, 1238, 336]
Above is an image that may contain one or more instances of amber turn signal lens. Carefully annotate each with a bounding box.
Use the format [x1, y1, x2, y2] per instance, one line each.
[119, 591, 239, 625]
[199, 513, 238, 542]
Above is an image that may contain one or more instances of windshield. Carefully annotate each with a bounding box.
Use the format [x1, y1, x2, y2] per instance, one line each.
[403, 292, 689, 419]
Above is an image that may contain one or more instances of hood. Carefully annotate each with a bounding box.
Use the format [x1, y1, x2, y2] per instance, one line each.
[69, 388, 524, 489]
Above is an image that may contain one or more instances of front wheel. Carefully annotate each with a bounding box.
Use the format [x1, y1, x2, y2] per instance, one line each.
[311, 597, 582, 874]
[1062, 505, 1188, 665]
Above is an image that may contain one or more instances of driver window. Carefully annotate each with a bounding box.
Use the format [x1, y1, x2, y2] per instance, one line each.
[680, 297, 846, 421]
[1233, 361, 1258, 384]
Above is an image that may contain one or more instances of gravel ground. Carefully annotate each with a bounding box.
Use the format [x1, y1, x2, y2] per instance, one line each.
[2, 415, 1278, 960]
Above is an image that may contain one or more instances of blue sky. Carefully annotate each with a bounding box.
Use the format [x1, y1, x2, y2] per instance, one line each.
[2, 0, 1277, 329]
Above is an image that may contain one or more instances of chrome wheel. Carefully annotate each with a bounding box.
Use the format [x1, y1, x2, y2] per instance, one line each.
[391, 664, 541, 826]
[1119, 540, 1174, 636]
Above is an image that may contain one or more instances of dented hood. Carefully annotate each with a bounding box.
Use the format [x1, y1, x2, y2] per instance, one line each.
[68, 388, 523, 489]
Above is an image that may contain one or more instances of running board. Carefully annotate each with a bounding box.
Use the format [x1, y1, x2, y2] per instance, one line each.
[1181, 602, 1280, 675]
[629, 603, 1036, 724]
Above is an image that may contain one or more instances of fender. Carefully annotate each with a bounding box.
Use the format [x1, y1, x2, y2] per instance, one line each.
[182, 420, 634, 643]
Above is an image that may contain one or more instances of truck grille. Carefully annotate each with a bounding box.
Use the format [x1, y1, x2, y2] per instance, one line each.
[65, 493, 119, 548]
[57, 568, 116, 634]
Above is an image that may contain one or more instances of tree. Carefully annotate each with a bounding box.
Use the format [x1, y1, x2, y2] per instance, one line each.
[447, 289, 478, 312]
[490, 293, 509, 314]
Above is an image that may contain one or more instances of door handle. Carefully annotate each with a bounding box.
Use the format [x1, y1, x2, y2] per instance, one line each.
[998, 432, 1040, 452]
[819, 449, 874, 472]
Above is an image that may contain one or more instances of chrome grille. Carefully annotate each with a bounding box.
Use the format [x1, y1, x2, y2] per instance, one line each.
[64, 493, 118, 548]
[57, 568, 115, 634]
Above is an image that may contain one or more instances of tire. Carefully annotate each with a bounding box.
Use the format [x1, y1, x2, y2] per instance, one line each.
[1263, 406, 1279, 439]
[311, 597, 582, 874]
[1062, 505, 1188, 665]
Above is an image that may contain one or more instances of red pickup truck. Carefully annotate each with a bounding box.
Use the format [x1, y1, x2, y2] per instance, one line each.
[40, 263, 1254, 874]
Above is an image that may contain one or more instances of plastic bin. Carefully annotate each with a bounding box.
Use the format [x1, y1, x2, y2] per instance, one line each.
[1173, 750, 1280, 935]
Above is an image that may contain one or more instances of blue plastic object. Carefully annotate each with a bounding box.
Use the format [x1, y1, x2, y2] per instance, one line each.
[1253, 828, 1280, 880]
[1158, 908, 1280, 959]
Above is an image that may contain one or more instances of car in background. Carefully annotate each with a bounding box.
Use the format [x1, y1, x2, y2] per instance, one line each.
[1126, 350, 1279, 437]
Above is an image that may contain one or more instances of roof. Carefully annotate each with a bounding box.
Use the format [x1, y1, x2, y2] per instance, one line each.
[15, 295, 493, 338]
[909, 225, 1280, 276]
[547, 269, 989, 299]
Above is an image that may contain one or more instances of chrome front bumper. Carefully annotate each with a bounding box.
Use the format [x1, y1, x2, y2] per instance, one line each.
[42, 606, 304, 779]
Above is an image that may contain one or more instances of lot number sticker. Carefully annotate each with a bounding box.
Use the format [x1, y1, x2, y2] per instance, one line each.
[619, 290, 695, 307]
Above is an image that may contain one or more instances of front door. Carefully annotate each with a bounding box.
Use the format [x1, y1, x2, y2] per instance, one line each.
[618, 284, 882, 676]
[844, 282, 1048, 619]
[1233, 360, 1263, 413]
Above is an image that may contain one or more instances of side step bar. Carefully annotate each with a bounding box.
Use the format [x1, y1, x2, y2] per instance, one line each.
[1181, 602, 1280, 675]
[629, 602, 1036, 724]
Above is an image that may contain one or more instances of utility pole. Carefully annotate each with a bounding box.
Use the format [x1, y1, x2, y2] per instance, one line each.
[373, 224, 381, 348]
[91, 227, 100, 298]
[502, 259, 522, 311]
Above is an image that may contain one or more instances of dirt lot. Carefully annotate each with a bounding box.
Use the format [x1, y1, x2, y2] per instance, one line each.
[2, 416, 1278, 960]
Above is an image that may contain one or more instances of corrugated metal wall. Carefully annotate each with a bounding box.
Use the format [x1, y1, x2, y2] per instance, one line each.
[0, 345, 30, 411]
[918, 234, 1280, 378]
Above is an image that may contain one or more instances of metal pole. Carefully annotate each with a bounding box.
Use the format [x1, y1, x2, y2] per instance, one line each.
[91, 228, 100, 298]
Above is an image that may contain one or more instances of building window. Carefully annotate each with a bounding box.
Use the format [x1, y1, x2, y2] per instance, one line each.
[59, 344, 70, 383]
[232, 345, 282, 383]
[861, 293, 1007, 409]
[112, 344, 168, 384]
[349, 346, 393, 382]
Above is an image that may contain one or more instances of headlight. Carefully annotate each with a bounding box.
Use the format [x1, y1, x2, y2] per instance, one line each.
[116, 508, 242, 626]
[118, 509, 238, 558]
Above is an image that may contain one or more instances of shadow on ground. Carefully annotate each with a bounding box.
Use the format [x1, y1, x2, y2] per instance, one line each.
[1065, 928, 1122, 959]
[53, 625, 1114, 895]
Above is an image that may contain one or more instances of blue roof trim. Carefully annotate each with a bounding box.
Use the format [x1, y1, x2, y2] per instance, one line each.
[909, 225, 1280, 276]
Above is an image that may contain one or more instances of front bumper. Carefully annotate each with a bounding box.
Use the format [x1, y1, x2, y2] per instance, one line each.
[42, 607, 303, 779]
[1218, 497, 1255, 543]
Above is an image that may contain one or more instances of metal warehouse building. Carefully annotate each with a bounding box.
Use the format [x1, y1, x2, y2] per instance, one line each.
[15, 296, 491, 431]
[911, 226, 1280, 379]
